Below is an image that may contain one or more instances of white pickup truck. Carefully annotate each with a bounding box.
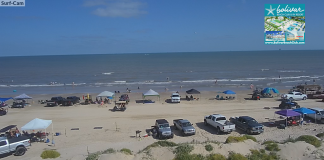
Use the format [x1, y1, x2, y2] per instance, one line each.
[281, 92, 307, 101]
[305, 108, 324, 124]
[204, 114, 235, 134]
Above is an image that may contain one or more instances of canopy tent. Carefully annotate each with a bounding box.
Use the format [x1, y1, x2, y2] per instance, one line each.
[143, 89, 160, 100]
[186, 89, 201, 94]
[97, 91, 115, 97]
[14, 94, 32, 100]
[262, 87, 279, 94]
[293, 107, 316, 115]
[275, 109, 300, 117]
[275, 109, 301, 127]
[21, 118, 53, 140]
[223, 90, 236, 94]
[293, 107, 316, 124]
[0, 98, 12, 102]
[0, 125, 17, 133]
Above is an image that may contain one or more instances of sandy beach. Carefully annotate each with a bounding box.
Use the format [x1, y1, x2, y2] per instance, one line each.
[1, 90, 324, 160]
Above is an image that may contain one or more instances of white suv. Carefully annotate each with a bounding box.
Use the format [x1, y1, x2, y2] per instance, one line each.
[171, 93, 180, 103]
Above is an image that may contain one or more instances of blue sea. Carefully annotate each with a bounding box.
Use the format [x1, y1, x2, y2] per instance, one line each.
[0, 50, 323, 95]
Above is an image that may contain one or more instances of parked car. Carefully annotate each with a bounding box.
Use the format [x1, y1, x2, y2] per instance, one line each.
[204, 114, 235, 134]
[0, 136, 30, 156]
[171, 93, 180, 103]
[151, 119, 174, 139]
[46, 97, 64, 107]
[62, 96, 80, 106]
[281, 92, 307, 101]
[305, 108, 324, 123]
[11, 100, 25, 108]
[279, 99, 300, 109]
[173, 119, 195, 136]
[230, 116, 264, 134]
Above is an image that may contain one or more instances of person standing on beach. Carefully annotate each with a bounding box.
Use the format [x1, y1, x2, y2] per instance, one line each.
[313, 79, 316, 83]
[250, 83, 254, 90]
[215, 79, 217, 84]
[279, 75, 281, 82]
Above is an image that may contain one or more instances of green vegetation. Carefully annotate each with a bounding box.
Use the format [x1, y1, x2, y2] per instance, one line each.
[265, 143, 280, 152]
[282, 137, 296, 143]
[225, 135, 256, 143]
[248, 149, 280, 160]
[120, 148, 132, 155]
[141, 141, 178, 153]
[227, 152, 248, 160]
[205, 144, 213, 152]
[295, 135, 321, 147]
[206, 154, 227, 160]
[40, 150, 61, 159]
[173, 144, 194, 155]
[102, 148, 116, 154]
[86, 151, 101, 160]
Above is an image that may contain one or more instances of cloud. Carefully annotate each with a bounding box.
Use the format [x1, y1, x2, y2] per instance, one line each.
[83, 0, 147, 18]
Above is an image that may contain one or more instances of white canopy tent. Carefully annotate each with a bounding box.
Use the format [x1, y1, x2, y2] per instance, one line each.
[14, 93, 32, 100]
[143, 89, 160, 100]
[21, 118, 53, 140]
[97, 91, 115, 97]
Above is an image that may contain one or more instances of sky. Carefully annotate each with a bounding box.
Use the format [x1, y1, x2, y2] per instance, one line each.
[0, 0, 323, 56]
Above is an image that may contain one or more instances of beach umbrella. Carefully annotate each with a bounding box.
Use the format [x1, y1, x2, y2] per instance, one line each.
[222, 90, 236, 94]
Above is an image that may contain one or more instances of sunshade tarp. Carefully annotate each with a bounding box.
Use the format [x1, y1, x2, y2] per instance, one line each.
[262, 88, 279, 94]
[21, 118, 52, 131]
[223, 90, 236, 94]
[275, 109, 300, 117]
[186, 89, 201, 94]
[14, 94, 32, 100]
[0, 98, 12, 102]
[97, 91, 115, 97]
[293, 107, 316, 114]
[0, 125, 17, 133]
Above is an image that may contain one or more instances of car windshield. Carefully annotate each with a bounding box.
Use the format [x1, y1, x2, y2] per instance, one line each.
[288, 92, 293, 94]
[182, 122, 192, 127]
[172, 95, 180, 97]
[159, 124, 170, 128]
[320, 111, 324, 115]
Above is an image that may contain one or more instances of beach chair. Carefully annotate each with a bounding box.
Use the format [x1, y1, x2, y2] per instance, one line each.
[216, 95, 220, 100]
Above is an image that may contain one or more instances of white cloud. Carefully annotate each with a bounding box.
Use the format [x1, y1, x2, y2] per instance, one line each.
[84, 0, 147, 18]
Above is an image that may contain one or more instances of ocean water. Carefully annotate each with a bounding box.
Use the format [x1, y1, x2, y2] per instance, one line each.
[0, 50, 323, 95]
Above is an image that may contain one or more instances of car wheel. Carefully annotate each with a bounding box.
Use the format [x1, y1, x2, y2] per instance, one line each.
[296, 105, 300, 108]
[216, 127, 221, 135]
[158, 134, 162, 140]
[247, 129, 252, 135]
[182, 131, 185, 137]
[303, 97, 306, 100]
[14, 146, 26, 156]
[204, 120, 208, 126]
[289, 97, 293, 101]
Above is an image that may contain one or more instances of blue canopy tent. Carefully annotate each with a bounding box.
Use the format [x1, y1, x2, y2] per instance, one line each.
[223, 90, 236, 94]
[0, 98, 12, 102]
[262, 87, 279, 94]
[293, 107, 316, 124]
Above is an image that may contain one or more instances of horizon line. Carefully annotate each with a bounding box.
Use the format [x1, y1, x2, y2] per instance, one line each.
[1, 49, 323, 58]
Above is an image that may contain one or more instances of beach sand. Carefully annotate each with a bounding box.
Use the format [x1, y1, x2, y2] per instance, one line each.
[1, 90, 324, 160]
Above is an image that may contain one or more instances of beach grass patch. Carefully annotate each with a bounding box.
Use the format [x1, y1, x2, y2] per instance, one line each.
[102, 148, 116, 154]
[248, 149, 280, 160]
[120, 148, 132, 155]
[206, 153, 226, 160]
[86, 151, 101, 160]
[263, 140, 278, 145]
[225, 135, 256, 143]
[227, 151, 248, 160]
[174, 153, 205, 160]
[205, 144, 213, 152]
[296, 135, 321, 147]
[173, 144, 194, 155]
[243, 135, 257, 142]
[140, 141, 177, 153]
[265, 142, 280, 152]
[41, 150, 60, 159]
